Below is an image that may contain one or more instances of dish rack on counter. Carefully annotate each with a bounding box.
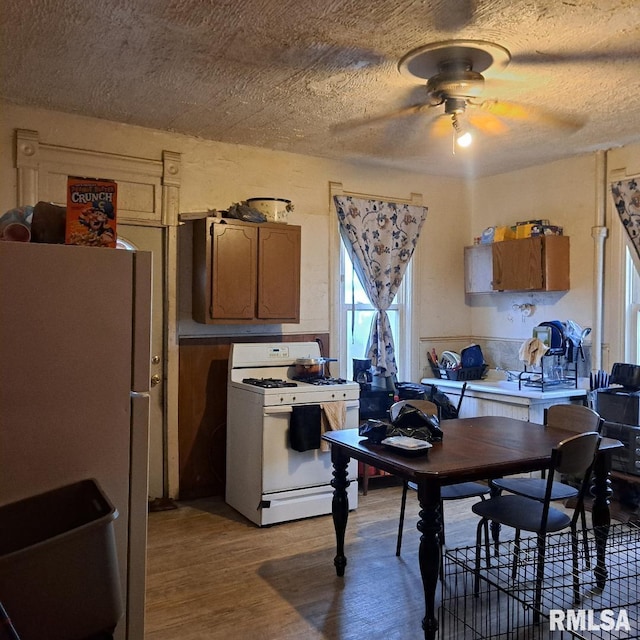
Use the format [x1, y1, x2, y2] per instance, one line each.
[430, 362, 489, 382]
[518, 350, 578, 392]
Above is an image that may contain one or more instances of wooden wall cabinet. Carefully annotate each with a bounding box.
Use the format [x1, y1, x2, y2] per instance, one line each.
[193, 218, 301, 324]
[464, 244, 494, 293]
[464, 235, 570, 293]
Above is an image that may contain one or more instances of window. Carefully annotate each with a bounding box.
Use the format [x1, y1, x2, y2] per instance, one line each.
[625, 246, 640, 364]
[338, 239, 410, 380]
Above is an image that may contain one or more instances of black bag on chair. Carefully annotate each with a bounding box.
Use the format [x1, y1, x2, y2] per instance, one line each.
[422, 384, 460, 419]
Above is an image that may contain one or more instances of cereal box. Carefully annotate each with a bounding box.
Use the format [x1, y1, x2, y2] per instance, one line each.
[65, 176, 117, 247]
[515, 218, 550, 239]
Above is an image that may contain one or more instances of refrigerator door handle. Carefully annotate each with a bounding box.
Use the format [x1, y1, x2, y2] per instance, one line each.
[131, 252, 152, 393]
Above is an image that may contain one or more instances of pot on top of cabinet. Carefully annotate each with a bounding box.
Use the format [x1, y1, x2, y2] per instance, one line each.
[245, 198, 293, 224]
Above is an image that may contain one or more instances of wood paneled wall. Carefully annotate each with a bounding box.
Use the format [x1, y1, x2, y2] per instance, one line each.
[178, 333, 330, 499]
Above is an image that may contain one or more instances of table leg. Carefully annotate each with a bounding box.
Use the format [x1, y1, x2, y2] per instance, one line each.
[362, 463, 370, 495]
[417, 482, 442, 640]
[489, 482, 502, 556]
[591, 450, 613, 589]
[330, 446, 351, 577]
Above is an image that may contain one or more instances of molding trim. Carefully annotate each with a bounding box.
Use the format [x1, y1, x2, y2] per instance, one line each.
[609, 167, 640, 181]
[329, 181, 422, 206]
[16, 129, 40, 205]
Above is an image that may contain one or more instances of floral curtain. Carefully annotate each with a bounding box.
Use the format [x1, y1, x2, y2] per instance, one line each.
[611, 177, 640, 261]
[333, 195, 428, 377]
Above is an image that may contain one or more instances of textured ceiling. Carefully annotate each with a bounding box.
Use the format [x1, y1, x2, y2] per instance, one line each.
[2, 0, 640, 177]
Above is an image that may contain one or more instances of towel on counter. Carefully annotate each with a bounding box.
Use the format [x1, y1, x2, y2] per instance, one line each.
[320, 400, 346, 452]
[289, 404, 322, 452]
[518, 337, 549, 367]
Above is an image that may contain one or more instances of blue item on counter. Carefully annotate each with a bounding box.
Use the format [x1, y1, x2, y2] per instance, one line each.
[461, 344, 484, 368]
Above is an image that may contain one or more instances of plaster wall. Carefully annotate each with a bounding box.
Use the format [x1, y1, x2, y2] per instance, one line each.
[3, 102, 636, 375]
[0, 102, 470, 351]
[454, 143, 640, 374]
[467, 154, 597, 342]
[4, 102, 638, 499]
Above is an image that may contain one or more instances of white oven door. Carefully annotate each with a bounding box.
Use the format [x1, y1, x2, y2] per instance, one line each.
[262, 400, 359, 494]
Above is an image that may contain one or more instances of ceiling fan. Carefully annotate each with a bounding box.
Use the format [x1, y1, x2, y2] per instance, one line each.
[333, 40, 586, 147]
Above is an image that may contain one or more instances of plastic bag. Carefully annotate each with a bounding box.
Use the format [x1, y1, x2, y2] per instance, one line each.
[387, 404, 443, 442]
[227, 202, 267, 223]
[358, 419, 389, 444]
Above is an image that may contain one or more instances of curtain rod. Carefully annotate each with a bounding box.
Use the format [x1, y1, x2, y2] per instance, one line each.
[329, 181, 423, 206]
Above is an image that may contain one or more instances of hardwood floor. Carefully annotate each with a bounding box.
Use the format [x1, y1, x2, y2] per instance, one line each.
[144, 480, 632, 640]
[144, 480, 480, 640]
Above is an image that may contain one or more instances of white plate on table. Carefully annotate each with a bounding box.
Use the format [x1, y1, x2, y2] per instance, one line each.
[381, 436, 432, 452]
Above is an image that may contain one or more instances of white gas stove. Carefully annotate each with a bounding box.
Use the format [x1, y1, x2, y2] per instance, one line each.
[226, 342, 359, 525]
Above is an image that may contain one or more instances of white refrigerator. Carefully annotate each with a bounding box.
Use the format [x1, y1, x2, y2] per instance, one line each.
[0, 241, 152, 640]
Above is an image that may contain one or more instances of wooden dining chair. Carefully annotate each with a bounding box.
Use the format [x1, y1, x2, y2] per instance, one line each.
[490, 404, 603, 566]
[472, 431, 601, 622]
[394, 397, 490, 558]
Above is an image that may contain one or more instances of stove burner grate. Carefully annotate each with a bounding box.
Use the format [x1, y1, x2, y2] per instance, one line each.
[242, 378, 298, 388]
[293, 376, 349, 386]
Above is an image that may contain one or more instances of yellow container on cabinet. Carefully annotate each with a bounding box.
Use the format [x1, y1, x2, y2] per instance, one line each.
[493, 226, 516, 242]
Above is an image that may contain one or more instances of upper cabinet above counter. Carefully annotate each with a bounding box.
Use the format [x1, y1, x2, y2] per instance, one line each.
[464, 235, 570, 294]
[192, 217, 301, 324]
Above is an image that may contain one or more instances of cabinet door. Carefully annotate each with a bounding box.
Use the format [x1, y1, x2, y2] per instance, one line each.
[492, 236, 569, 292]
[211, 223, 257, 319]
[464, 244, 494, 293]
[257, 225, 300, 321]
[492, 237, 544, 291]
[541, 235, 570, 291]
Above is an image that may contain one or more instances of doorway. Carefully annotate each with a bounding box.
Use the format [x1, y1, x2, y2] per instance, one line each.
[120, 224, 166, 498]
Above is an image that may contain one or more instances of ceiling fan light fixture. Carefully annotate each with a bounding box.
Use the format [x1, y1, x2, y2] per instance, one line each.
[426, 68, 485, 100]
[398, 40, 511, 81]
[456, 131, 473, 147]
[452, 112, 472, 148]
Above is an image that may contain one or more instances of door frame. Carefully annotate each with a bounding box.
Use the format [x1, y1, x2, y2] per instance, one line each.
[15, 129, 182, 498]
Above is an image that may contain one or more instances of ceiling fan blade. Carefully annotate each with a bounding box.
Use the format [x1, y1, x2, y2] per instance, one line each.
[472, 99, 586, 131]
[262, 41, 389, 73]
[466, 110, 510, 136]
[512, 48, 640, 65]
[429, 114, 455, 139]
[331, 102, 435, 134]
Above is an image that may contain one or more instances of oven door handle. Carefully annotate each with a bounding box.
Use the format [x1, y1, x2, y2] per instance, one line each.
[264, 406, 293, 416]
[263, 399, 359, 417]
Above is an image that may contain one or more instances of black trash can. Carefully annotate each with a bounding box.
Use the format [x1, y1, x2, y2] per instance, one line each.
[0, 479, 122, 640]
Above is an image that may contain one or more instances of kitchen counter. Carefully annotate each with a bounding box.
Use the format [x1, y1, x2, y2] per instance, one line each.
[420, 370, 587, 423]
[421, 370, 588, 401]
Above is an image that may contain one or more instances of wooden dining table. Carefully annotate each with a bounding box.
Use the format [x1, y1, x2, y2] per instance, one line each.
[322, 416, 623, 640]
